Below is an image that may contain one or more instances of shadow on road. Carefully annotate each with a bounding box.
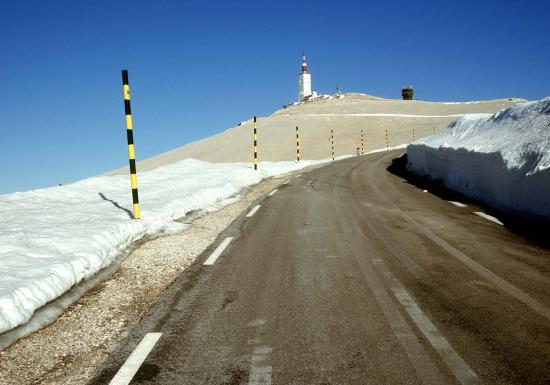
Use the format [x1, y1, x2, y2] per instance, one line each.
[387, 154, 550, 249]
[98, 192, 133, 219]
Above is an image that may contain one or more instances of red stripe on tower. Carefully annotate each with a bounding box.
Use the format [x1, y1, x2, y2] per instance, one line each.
[301, 51, 308, 73]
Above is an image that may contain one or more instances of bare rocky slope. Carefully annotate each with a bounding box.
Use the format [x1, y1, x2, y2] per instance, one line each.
[109, 93, 524, 175]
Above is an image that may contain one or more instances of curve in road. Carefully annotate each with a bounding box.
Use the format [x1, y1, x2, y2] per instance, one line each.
[90, 150, 550, 385]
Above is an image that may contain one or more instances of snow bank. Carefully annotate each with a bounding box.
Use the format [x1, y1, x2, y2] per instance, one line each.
[407, 97, 550, 220]
[0, 158, 334, 333]
[367, 144, 408, 154]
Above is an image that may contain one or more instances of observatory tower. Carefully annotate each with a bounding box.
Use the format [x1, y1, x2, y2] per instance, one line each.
[298, 52, 312, 101]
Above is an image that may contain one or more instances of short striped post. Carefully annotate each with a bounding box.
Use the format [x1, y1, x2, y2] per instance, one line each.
[331, 129, 335, 160]
[412, 127, 416, 142]
[121, 69, 140, 220]
[296, 126, 300, 161]
[361, 129, 364, 155]
[433, 126, 436, 135]
[253, 116, 258, 170]
[385, 129, 389, 151]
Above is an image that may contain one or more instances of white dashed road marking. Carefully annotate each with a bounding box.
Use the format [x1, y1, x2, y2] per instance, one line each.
[109, 333, 162, 385]
[268, 189, 278, 197]
[248, 346, 272, 385]
[203, 237, 234, 266]
[449, 201, 467, 208]
[246, 205, 261, 218]
[474, 211, 503, 225]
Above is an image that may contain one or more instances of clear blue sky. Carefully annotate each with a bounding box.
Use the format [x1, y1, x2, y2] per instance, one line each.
[1, 0, 549, 194]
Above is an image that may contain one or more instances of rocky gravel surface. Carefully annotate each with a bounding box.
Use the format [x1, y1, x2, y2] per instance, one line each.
[0, 176, 283, 385]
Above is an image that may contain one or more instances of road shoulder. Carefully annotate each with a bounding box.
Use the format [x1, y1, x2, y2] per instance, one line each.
[0, 176, 284, 385]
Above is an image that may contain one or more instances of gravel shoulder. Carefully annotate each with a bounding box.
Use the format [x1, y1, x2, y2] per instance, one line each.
[0, 175, 285, 385]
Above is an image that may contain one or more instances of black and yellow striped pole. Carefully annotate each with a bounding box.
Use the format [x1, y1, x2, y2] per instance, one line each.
[331, 129, 335, 160]
[385, 128, 389, 151]
[412, 127, 416, 142]
[121, 69, 140, 219]
[361, 129, 364, 155]
[433, 126, 436, 135]
[253, 116, 258, 170]
[296, 126, 300, 161]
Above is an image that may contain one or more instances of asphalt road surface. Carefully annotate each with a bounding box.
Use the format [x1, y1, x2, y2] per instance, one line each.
[90, 150, 550, 385]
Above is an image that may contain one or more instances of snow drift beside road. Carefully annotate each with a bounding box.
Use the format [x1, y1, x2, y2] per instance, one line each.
[0, 158, 334, 334]
[407, 97, 550, 220]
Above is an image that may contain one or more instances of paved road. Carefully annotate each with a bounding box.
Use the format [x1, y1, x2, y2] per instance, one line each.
[90, 151, 550, 385]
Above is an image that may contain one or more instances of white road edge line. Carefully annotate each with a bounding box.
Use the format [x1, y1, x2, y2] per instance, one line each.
[203, 237, 234, 266]
[355, 255, 446, 383]
[473, 211, 503, 225]
[393, 285, 479, 385]
[267, 189, 278, 197]
[246, 205, 261, 218]
[401, 212, 550, 321]
[449, 201, 467, 208]
[282, 180, 289, 185]
[109, 332, 162, 385]
[373, 260, 479, 385]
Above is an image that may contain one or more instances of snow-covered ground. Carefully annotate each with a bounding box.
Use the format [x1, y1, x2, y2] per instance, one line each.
[407, 97, 550, 220]
[0, 158, 337, 334]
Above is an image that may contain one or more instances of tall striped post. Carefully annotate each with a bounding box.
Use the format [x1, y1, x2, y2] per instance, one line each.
[385, 129, 389, 151]
[361, 129, 364, 155]
[296, 126, 300, 161]
[121, 70, 140, 219]
[331, 129, 335, 160]
[433, 126, 436, 135]
[253, 116, 258, 170]
[412, 127, 416, 142]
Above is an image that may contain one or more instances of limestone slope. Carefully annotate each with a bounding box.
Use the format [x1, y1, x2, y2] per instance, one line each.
[109, 93, 524, 174]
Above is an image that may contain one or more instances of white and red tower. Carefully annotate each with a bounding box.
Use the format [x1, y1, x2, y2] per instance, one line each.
[298, 52, 312, 101]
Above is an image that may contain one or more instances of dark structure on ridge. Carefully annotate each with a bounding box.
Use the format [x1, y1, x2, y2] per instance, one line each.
[402, 86, 414, 100]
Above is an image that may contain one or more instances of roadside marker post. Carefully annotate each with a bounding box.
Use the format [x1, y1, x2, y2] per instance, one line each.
[385, 129, 389, 151]
[296, 126, 300, 161]
[433, 127, 436, 135]
[121, 69, 140, 220]
[331, 129, 335, 160]
[361, 129, 364, 155]
[357, 147, 360, 156]
[253, 116, 258, 170]
[412, 127, 416, 142]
